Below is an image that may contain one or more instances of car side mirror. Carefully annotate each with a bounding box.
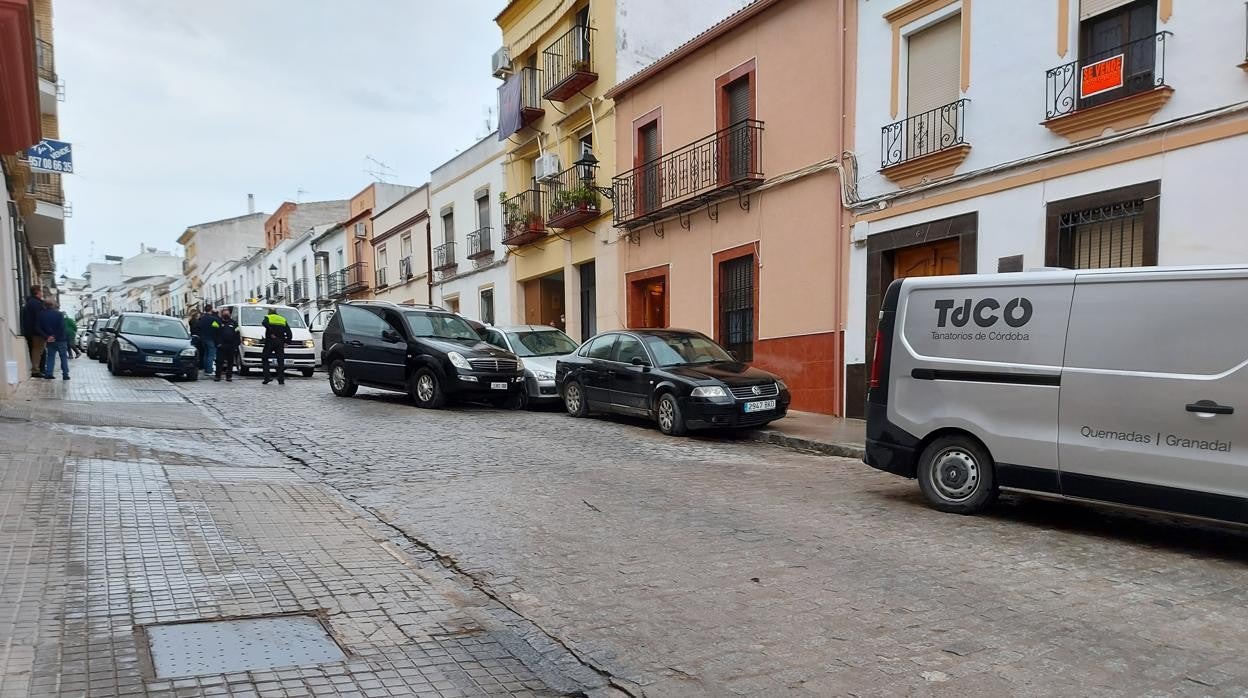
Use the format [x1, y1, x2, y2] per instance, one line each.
[381, 329, 402, 343]
[729, 350, 740, 361]
[630, 356, 651, 369]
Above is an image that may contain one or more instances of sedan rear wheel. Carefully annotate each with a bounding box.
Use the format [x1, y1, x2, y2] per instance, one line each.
[563, 380, 588, 418]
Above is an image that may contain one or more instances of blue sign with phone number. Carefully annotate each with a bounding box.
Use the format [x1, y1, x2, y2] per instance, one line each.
[25, 139, 73, 174]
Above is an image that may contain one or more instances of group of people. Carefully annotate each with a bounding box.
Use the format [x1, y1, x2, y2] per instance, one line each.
[20, 285, 79, 381]
[187, 304, 292, 384]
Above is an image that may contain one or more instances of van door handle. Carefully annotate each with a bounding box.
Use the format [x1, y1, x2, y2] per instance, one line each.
[1186, 400, 1234, 415]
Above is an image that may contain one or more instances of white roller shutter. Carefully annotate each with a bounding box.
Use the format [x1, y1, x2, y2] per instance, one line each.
[906, 14, 961, 117]
[1080, 0, 1135, 21]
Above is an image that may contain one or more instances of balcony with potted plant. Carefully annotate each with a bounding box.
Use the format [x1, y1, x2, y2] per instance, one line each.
[500, 189, 546, 246]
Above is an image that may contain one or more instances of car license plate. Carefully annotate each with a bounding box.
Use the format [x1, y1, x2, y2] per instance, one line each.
[744, 399, 776, 413]
[147, 356, 174, 364]
[491, 382, 508, 390]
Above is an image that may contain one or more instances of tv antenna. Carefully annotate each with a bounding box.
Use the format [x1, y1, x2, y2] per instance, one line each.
[296, 187, 309, 203]
[364, 155, 394, 183]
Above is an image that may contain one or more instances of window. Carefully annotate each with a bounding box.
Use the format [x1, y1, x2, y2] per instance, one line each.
[584, 333, 617, 360]
[479, 288, 495, 325]
[445, 296, 460, 314]
[718, 255, 755, 361]
[611, 335, 647, 364]
[1045, 181, 1159, 269]
[476, 193, 490, 229]
[716, 60, 757, 183]
[339, 305, 389, 336]
[442, 210, 455, 244]
[907, 14, 961, 118]
[578, 131, 594, 159]
[637, 120, 660, 212]
[376, 245, 388, 269]
[354, 222, 366, 238]
[300, 257, 308, 282]
[238, 307, 307, 328]
[1078, 0, 1158, 108]
[335, 248, 344, 270]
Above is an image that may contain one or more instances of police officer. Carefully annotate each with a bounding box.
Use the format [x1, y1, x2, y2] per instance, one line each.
[214, 308, 240, 382]
[260, 307, 292, 385]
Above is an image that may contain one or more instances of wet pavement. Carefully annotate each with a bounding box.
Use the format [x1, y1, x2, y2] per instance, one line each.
[7, 360, 1248, 696]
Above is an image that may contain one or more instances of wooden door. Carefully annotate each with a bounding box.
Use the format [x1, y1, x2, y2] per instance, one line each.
[893, 238, 960, 280]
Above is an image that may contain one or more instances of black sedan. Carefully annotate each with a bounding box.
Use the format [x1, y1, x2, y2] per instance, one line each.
[556, 329, 790, 436]
[84, 317, 111, 359]
[104, 313, 199, 381]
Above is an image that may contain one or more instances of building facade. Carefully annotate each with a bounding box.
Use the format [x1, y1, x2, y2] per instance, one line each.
[493, 0, 752, 342]
[263, 199, 348, 250]
[843, 0, 1248, 416]
[177, 212, 267, 300]
[341, 182, 419, 300]
[369, 186, 431, 305]
[429, 133, 510, 325]
[606, 0, 851, 414]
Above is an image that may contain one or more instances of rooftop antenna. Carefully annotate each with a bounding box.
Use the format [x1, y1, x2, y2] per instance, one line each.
[481, 105, 496, 138]
[364, 155, 393, 183]
[296, 188, 309, 203]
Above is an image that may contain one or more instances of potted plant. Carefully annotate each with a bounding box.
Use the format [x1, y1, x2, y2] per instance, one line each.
[550, 184, 601, 225]
[571, 58, 592, 74]
[501, 192, 545, 240]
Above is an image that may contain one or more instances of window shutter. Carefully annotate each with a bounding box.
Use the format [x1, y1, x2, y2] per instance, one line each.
[1079, 0, 1135, 21]
[477, 196, 490, 229]
[642, 124, 659, 162]
[727, 77, 751, 125]
[442, 213, 454, 244]
[906, 14, 961, 117]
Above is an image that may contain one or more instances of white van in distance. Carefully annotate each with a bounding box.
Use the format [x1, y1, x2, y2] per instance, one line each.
[218, 303, 317, 377]
[865, 266, 1245, 525]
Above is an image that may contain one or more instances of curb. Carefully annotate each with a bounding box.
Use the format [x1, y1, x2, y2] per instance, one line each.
[744, 429, 866, 459]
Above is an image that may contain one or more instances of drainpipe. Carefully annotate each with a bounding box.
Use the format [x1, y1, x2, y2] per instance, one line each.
[425, 218, 434, 305]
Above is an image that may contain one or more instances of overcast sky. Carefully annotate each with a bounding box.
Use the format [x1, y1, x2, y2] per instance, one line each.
[56, 1, 502, 276]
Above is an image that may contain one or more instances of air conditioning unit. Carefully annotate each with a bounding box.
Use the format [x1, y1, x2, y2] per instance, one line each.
[353, 222, 366, 239]
[534, 153, 562, 182]
[491, 47, 513, 79]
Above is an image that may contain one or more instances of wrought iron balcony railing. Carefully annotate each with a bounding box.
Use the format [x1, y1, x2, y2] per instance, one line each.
[433, 242, 457, 272]
[1045, 32, 1171, 120]
[519, 67, 545, 127]
[27, 175, 63, 205]
[880, 99, 969, 169]
[340, 262, 369, 294]
[399, 256, 414, 281]
[612, 119, 765, 228]
[542, 25, 597, 101]
[36, 39, 55, 82]
[375, 266, 388, 288]
[291, 278, 311, 303]
[544, 165, 602, 229]
[501, 189, 547, 246]
[467, 227, 494, 260]
[315, 273, 332, 300]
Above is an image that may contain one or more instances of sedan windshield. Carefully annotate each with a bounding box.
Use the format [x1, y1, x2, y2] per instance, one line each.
[405, 312, 482, 341]
[505, 329, 579, 357]
[642, 334, 734, 367]
[119, 316, 189, 339]
[239, 307, 307, 328]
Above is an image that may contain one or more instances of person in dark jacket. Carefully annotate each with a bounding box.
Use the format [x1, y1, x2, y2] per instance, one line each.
[21, 285, 46, 377]
[260, 307, 292, 385]
[36, 301, 69, 380]
[196, 305, 221, 374]
[214, 308, 241, 382]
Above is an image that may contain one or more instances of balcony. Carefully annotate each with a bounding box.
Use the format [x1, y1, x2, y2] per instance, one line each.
[612, 119, 764, 229]
[36, 39, 55, 82]
[542, 25, 597, 101]
[433, 242, 457, 272]
[291, 278, 311, 303]
[265, 282, 289, 305]
[880, 99, 970, 184]
[399, 256, 414, 281]
[340, 262, 369, 295]
[467, 227, 494, 260]
[544, 164, 602, 229]
[28, 174, 63, 205]
[375, 266, 388, 288]
[501, 189, 547, 246]
[1044, 32, 1173, 142]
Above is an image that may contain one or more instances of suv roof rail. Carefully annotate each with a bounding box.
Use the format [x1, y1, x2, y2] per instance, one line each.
[346, 300, 449, 312]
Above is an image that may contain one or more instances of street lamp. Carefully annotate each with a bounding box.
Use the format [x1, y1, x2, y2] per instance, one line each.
[268, 264, 278, 280]
[574, 152, 615, 200]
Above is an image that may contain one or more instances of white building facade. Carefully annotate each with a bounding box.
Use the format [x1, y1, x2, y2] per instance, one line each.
[843, 0, 1248, 416]
[429, 133, 510, 325]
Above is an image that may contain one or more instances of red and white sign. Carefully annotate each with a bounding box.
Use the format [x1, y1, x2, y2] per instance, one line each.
[1080, 54, 1125, 99]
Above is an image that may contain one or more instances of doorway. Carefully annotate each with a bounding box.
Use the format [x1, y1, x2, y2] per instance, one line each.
[892, 238, 960, 279]
[523, 271, 566, 330]
[626, 266, 669, 329]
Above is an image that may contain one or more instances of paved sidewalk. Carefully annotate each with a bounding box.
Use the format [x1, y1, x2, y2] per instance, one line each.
[744, 410, 865, 458]
[0, 362, 589, 697]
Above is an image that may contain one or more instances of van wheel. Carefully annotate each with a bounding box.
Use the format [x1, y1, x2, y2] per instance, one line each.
[301, 368, 314, 377]
[410, 368, 446, 409]
[917, 435, 997, 514]
[329, 360, 357, 397]
[238, 352, 250, 376]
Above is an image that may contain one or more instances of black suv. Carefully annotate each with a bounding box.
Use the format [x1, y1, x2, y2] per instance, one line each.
[321, 301, 526, 409]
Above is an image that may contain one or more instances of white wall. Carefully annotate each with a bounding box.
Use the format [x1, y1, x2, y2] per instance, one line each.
[86, 262, 123, 290]
[615, 0, 755, 82]
[184, 213, 267, 275]
[121, 250, 183, 279]
[429, 135, 510, 325]
[854, 0, 1248, 199]
[0, 174, 25, 391]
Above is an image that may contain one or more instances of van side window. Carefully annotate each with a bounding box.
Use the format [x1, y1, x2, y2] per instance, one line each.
[1065, 277, 1248, 374]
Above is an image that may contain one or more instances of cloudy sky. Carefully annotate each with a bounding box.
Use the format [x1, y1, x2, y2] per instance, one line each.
[56, 1, 502, 276]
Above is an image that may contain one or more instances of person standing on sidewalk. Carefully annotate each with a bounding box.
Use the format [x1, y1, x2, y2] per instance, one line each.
[196, 305, 221, 375]
[21, 285, 46, 378]
[36, 301, 69, 380]
[214, 308, 240, 382]
[260, 307, 292, 385]
[64, 314, 80, 359]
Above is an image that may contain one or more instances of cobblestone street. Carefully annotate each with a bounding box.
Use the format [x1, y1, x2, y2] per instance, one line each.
[6, 360, 1248, 696]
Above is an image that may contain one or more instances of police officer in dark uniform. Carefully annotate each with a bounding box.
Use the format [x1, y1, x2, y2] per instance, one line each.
[261, 307, 292, 385]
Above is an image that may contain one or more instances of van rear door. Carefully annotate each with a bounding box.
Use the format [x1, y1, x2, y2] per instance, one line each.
[1059, 270, 1248, 522]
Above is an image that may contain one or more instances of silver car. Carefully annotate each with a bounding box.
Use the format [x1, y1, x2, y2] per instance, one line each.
[481, 325, 580, 408]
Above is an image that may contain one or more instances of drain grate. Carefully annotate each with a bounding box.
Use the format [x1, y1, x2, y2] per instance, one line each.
[145, 615, 346, 678]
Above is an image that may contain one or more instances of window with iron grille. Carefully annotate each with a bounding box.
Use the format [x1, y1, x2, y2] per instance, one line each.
[719, 255, 754, 361]
[1046, 181, 1159, 269]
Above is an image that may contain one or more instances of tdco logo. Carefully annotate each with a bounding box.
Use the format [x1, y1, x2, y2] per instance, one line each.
[935, 297, 1033, 328]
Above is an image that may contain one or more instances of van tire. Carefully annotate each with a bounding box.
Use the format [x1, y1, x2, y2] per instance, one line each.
[916, 435, 997, 514]
[238, 351, 250, 376]
[301, 368, 315, 377]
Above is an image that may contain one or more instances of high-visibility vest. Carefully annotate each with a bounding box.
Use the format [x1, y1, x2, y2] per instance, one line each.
[265, 314, 288, 326]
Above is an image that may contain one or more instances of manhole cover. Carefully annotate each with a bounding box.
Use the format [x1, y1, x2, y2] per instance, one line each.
[145, 615, 345, 678]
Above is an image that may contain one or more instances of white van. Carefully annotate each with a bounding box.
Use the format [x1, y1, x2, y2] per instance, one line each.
[865, 266, 1245, 525]
[218, 303, 317, 377]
